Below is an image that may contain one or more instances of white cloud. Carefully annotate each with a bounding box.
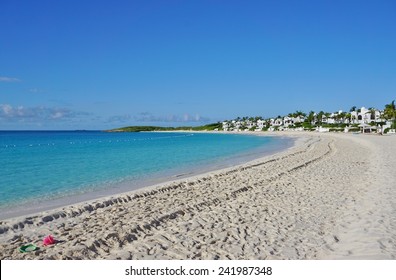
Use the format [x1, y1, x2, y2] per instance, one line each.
[107, 112, 211, 124]
[1, 104, 13, 115]
[28, 88, 44, 94]
[0, 104, 89, 123]
[107, 114, 132, 123]
[0, 76, 21, 82]
[51, 111, 65, 119]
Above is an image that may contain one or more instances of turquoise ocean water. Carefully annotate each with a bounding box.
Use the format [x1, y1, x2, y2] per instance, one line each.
[0, 131, 292, 218]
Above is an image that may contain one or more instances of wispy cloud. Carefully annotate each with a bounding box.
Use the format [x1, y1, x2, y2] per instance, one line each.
[136, 112, 210, 123]
[0, 76, 21, 82]
[107, 114, 133, 123]
[28, 88, 44, 94]
[0, 104, 89, 123]
[107, 112, 211, 124]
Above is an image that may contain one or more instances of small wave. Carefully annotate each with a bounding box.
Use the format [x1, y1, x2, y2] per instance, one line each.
[0, 133, 195, 149]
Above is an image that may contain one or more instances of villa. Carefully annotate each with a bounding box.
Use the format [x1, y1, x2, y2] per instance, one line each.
[221, 105, 394, 134]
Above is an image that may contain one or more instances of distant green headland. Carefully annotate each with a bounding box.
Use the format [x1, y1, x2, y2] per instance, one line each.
[106, 123, 223, 132]
[107, 99, 395, 134]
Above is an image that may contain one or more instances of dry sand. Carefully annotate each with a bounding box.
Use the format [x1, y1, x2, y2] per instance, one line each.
[0, 132, 395, 260]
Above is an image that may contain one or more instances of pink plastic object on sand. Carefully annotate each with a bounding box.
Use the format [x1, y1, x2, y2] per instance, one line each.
[43, 235, 55, 246]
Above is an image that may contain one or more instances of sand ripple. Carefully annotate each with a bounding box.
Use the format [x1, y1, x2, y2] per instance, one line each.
[1, 133, 395, 260]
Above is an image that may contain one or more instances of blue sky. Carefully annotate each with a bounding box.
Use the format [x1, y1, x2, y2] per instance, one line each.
[1, 0, 395, 130]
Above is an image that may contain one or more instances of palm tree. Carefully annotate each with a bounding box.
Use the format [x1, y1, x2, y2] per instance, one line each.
[345, 112, 352, 123]
[338, 111, 346, 124]
[368, 107, 376, 123]
[384, 100, 396, 128]
[306, 111, 315, 124]
[295, 110, 306, 117]
[317, 111, 325, 125]
[350, 106, 357, 112]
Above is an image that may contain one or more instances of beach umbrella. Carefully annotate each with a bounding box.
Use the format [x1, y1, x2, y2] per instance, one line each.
[358, 123, 371, 133]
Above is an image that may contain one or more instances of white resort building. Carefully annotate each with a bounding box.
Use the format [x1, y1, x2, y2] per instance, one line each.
[221, 105, 394, 134]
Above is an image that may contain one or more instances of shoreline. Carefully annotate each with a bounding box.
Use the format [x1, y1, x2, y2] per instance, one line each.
[0, 132, 296, 220]
[1, 132, 395, 259]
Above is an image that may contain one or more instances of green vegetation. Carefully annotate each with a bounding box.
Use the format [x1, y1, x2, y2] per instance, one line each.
[329, 128, 344, 132]
[348, 127, 360, 132]
[321, 123, 348, 128]
[301, 123, 314, 129]
[107, 123, 223, 132]
[384, 100, 396, 129]
[108, 126, 174, 132]
[108, 99, 395, 133]
[191, 123, 223, 131]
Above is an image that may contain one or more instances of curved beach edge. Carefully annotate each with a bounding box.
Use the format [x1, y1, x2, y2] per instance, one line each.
[1, 132, 395, 260]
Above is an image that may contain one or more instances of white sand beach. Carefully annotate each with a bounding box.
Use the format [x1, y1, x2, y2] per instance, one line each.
[0, 132, 395, 260]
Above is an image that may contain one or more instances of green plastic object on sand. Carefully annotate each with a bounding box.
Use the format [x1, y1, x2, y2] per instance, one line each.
[19, 244, 38, 253]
